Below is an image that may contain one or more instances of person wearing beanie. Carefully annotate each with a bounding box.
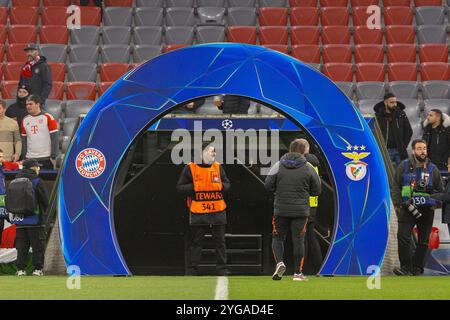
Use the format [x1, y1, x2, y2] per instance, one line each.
[6, 84, 31, 129]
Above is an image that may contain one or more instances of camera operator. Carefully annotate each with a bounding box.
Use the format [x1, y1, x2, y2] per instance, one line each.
[392, 139, 444, 276]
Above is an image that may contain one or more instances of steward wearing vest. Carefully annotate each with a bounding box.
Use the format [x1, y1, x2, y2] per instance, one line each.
[177, 144, 231, 276]
[392, 139, 443, 276]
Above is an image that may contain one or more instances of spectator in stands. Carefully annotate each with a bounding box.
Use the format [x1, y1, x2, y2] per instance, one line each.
[432, 156, 450, 236]
[21, 95, 58, 170]
[19, 44, 52, 107]
[0, 101, 21, 162]
[80, 0, 102, 7]
[422, 109, 450, 171]
[173, 98, 206, 114]
[214, 95, 250, 114]
[265, 139, 321, 281]
[392, 139, 443, 276]
[6, 84, 30, 131]
[373, 93, 413, 167]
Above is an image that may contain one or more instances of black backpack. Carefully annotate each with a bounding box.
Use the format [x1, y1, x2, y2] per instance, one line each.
[5, 177, 37, 216]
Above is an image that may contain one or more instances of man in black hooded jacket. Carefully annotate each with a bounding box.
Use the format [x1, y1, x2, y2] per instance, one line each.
[422, 109, 450, 171]
[6, 84, 30, 130]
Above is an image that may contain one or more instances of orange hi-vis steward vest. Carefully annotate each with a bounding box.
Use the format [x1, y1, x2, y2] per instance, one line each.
[188, 162, 227, 214]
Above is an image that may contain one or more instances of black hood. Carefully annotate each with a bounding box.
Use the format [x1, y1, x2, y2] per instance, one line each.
[373, 100, 406, 114]
[280, 153, 307, 169]
[305, 153, 319, 167]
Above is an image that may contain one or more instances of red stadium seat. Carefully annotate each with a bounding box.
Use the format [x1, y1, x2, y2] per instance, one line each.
[414, 0, 442, 5]
[320, 7, 349, 26]
[100, 63, 130, 82]
[356, 63, 385, 81]
[6, 43, 28, 62]
[290, 0, 318, 6]
[9, 7, 39, 25]
[385, 25, 415, 44]
[8, 25, 38, 45]
[420, 62, 450, 81]
[3, 62, 22, 81]
[0, 7, 7, 25]
[382, 0, 410, 5]
[323, 63, 353, 81]
[48, 81, 64, 100]
[388, 63, 418, 81]
[419, 44, 449, 63]
[48, 62, 66, 82]
[322, 44, 352, 63]
[40, 26, 69, 45]
[80, 6, 102, 26]
[66, 82, 97, 100]
[262, 45, 289, 54]
[290, 26, 320, 45]
[0, 45, 4, 63]
[259, 26, 288, 45]
[384, 6, 413, 25]
[354, 44, 384, 63]
[290, 7, 318, 26]
[73, 0, 100, 5]
[351, 0, 378, 5]
[98, 82, 113, 96]
[42, 6, 71, 26]
[386, 44, 416, 63]
[1, 81, 19, 99]
[105, 0, 134, 5]
[353, 26, 383, 45]
[291, 44, 320, 63]
[322, 26, 350, 45]
[320, 0, 348, 6]
[43, 0, 71, 6]
[227, 26, 257, 44]
[12, 0, 40, 6]
[258, 7, 288, 26]
[165, 44, 189, 52]
[352, 7, 371, 27]
[0, 26, 7, 43]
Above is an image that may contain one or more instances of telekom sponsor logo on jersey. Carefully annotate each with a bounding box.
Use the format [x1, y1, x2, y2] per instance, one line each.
[76, 148, 106, 179]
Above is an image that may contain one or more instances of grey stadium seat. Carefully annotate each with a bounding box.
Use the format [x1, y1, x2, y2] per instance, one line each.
[421, 81, 450, 99]
[415, 6, 445, 25]
[166, 0, 195, 7]
[70, 26, 101, 45]
[0, 0, 9, 6]
[227, 7, 257, 26]
[136, 0, 164, 6]
[336, 82, 354, 99]
[101, 45, 132, 63]
[62, 118, 79, 137]
[67, 63, 98, 82]
[410, 121, 423, 147]
[165, 26, 195, 44]
[134, 7, 164, 26]
[357, 99, 379, 115]
[133, 26, 163, 45]
[259, 0, 287, 6]
[103, 7, 133, 26]
[61, 136, 71, 154]
[401, 98, 421, 121]
[228, 0, 256, 7]
[196, 26, 226, 43]
[45, 100, 63, 122]
[65, 100, 94, 119]
[69, 45, 99, 63]
[355, 82, 386, 100]
[307, 63, 321, 71]
[197, 7, 226, 25]
[102, 26, 132, 45]
[165, 8, 196, 26]
[39, 45, 68, 63]
[133, 45, 163, 63]
[388, 81, 419, 99]
[197, 0, 226, 6]
[417, 25, 448, 44]
[424, 99, 450, 115]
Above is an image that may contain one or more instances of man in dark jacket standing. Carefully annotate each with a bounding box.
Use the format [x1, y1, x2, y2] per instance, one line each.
[265, 139, 321, 281]
[19, 44, 52, 107]
[374, 93, 413, 166]
[432, 157, 450, 236]
[422, 110, 450, 171]
[6, 84, 30, 130]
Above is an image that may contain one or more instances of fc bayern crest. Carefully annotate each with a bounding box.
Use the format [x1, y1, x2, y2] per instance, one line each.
[341, 145, 370, 181]
[76, 148, 106, 179]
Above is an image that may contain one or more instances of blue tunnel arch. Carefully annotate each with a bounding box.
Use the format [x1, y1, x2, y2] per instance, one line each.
[58, 43, 390, 276]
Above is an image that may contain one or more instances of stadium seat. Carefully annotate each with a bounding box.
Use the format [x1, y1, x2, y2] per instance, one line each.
[165, 26, 195, 44]
[45, 100, 63, 122]
[227, 26, 257, 44]
[134, 8, 164, 26]
[421, 81, 450, 99]
[70, 26, 101, 45]
[416, 25, 447, 44]
[0, 44, 4, 63]
[196, 26, 226, 44]
[351, 6, 372, 27]
[39, 44, 68, 63]
[357, 99, 378, 114]
[164, 44, 189, 52]
[402, 99, 421, 121]
[353, 26, 383, 45]
[320, 7, 349, 26]
[290, 7, 318, 26]
[79, 6, 102, 26]
[136, 0, 164, 6]
[166, 0, 194, 6]
[98, 82, 113, 96]
[64, 100, 94, 119]
[351, 0, 378, 5]
[12, 0, 40, 6]
[336, 82, 354, 98]
[6, 43, 27, 62]
[388, 81, 420, 98]
[62, 117, 78, 137]
[66, 82, 97, 101]
[101, 45, 132, 63]
[385, 26, 415, 44]
[290, 26, 320, 45]
[0, 26, 5, 43]
[103, 7, 133, 26]
[415, 6, 445, 25]
[260, 0, 288, 6]
[8, 25, 37, 44]
[356, 82, 386, 100]
[356, 63, 385, 81]
[420, 62, 450, 81]
[0, 7, 6, 25]
[43, 0, 71, 5]
[42, 6, 70, 26]
[383, 6, 413, 25]
[197, 7, 226, 25]
[321, 26, 350, 44]
[198, 0, 226, 6]
[69, 45, 100, 63]
[9, 7, 39, 25]
[354, 45, 384, 63]
[386, 44, 416, 63]
[322, 44, 351, 63]
[105, 0, 134, 5]
[306, 63, 321, 70]
[322, 63, 353, 82]
[289, 0, 317, 6]
[227, 7, 257, 26]
[48, 62, 66, 82]
[100, 63, 130, 82]
[291, 44, 320, 63]
[133, 26, 163, 45]
[228, 0, 257, 6]
[388, 63, 418, 81]
[382, 0, 410, 6]
[102, 26, 132, 45]
[259, 26, 288, 45]
[258, 7, 288, 26]
[262, 45, 289, 54]
[48, 81, 64, 100]
[320, 0, 348, 6]
[419, 44, 448, 63]
[423, 99, 450, 115]
[3, 62, 22, 81]
[133, 45, 163, 62]
[67, 63, 98, 82]
[1, 81, 19, 99]
[414, 0, 442, 5]
[165, 8, 196, 26]
[40, 26, 69, 45]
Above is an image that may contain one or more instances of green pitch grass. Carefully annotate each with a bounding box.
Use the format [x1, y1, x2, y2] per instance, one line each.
[0, 276, 448, 300]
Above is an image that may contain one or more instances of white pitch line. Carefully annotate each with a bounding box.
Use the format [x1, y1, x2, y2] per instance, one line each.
[214, 276, 229, 300]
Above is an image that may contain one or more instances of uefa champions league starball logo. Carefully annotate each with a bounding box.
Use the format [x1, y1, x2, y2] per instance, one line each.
[221, 119, 233, 130]
[76, 148, 106, 179]
[341, 145, 370, 181]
